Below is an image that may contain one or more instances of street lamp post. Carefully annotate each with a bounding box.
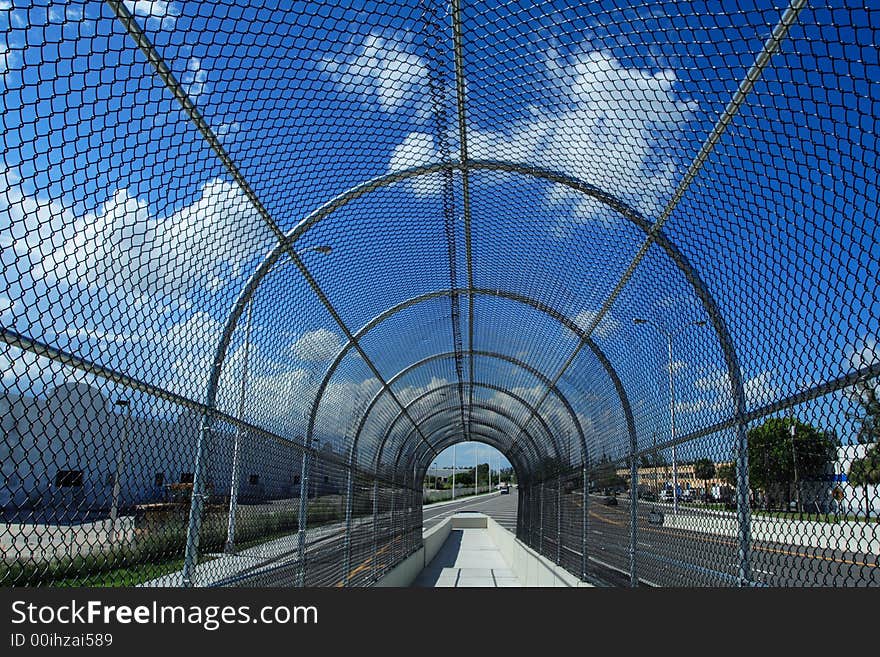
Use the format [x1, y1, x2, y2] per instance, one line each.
[110, 398, 130, 538]
[474, 441, 478, 496]
[226, 244, 330, 556]
[452, 443, 456, 500]
[633, 317, 706, 516]
[225, 296, 253, 554]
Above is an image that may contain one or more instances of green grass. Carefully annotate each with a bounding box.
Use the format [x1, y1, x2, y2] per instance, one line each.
[42, 557, 188, 588]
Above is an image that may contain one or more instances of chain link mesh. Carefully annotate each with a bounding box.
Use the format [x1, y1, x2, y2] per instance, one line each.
[1, 0, 877, 587]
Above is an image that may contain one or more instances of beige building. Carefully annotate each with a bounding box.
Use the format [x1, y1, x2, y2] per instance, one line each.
[616, 461, 735, 498]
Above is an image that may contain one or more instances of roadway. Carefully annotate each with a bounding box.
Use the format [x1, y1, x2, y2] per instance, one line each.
[145, 487, 878, 587]
[421, 490, 880, 587]
[579, 494, 880, 587]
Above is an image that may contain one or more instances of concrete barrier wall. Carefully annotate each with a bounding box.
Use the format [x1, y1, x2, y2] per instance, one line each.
[374, 512, 594, 587]
[373, 515, 452, 587]
[372, 547, 425, 587]
[485, 516, 592, 587]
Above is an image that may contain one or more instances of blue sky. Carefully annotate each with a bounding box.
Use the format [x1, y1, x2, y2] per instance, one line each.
[1, 1, 877, 475]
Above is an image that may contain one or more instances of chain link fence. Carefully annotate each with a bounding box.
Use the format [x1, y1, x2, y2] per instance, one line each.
[1, 0, 877, 587]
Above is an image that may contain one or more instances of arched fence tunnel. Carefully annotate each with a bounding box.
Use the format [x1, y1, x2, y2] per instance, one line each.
[0, 0, 877, 587]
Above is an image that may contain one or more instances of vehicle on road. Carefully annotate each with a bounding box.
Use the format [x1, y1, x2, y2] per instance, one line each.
[603, 495, 618, 506]
[659, 488, 675, 503]
[641, 491, 658, 502]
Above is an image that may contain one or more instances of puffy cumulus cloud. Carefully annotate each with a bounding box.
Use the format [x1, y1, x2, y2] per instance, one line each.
[290, 328, 345, 362]
[388, 48, 696, 223]
[19, 177, 273, 303]
[395, 376, 452, 408]
[687, 367, 781, 416]
[388, 133, 445, 197]
[181, 57, 207, 99]
[324, 33, 430, 115]
[123, 1, 179, 30]
[0, 343, 66, 390]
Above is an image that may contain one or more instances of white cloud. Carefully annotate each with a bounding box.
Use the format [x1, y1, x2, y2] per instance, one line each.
[324, 33, 430, 115]
[0, 45, 12, 77]
[845, 335, 879, 372]
[23, 176, 274, 303]
[0, 343, 68, 390]
[181, 57, 207, 99]
[49, 3, 85, 22]
[573, 309, 620, 340]
[388, 132, 444, 197]
[743, 370, 780, 406]
[123, 1, 179, 30]
[687, 367, 781, 415]
[387, 48, 696, 223]
[669, 359, 687, 374]
[290, 328, 345, 362]
[216, 121, 240, 143]
[0, 294, 14, 316]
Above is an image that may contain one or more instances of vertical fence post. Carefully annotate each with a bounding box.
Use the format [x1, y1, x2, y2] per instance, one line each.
[581, 466, 588, 580]
[296, 439, 312, 587]
[225, 296, 253, 554]
[629, 454, 639, 587]
[556, 476, 562, 565]
[342, 463, 355, 586]
[736, 422, 752, 585]
[389, 483, 396, 560]
[539, 480, 545, 553]
[224, 427, 244, 554]
[182, 419, 212, 587]
[371, 478, 379, 581]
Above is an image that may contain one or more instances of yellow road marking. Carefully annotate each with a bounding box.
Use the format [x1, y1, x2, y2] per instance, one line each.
[335, 536, 399, 587]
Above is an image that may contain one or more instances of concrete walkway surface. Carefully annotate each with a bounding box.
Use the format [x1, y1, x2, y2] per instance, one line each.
[413, 528, 521, 587]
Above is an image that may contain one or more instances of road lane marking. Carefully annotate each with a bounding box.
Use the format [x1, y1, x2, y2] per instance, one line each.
[587, 506, 878, 570]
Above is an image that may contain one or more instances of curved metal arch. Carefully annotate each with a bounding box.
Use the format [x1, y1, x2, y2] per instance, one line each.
[419, 431, 533, 487]
[345, 352, 562, 477]
[196, 159, 747, 587]
[399, 426, 531, 488]
[376, 380, 557, 464]
[371, 349, 578, 474]
[391, 401, 546, 474]
[313, 285, 628, 467]
[205, 160, 742, 462]
[407, 407, 561, 486]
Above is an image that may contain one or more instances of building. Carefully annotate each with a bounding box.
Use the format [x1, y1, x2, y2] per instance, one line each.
[830, 443, 879, 518]
[0, 383, 341, 522]
[616, 461, 735, 499]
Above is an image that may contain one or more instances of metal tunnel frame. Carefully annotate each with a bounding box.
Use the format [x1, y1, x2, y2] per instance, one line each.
[187, 160, 750, 588]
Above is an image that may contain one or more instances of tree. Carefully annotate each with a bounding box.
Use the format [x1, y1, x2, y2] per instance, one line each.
[693, 458, 716, 505]
[852, 375, 880, 445]
[747, 417, 839, 510]
[592, 454, 626, 492]
[717, 463, 736, 488]
[848, 444, 880, 521]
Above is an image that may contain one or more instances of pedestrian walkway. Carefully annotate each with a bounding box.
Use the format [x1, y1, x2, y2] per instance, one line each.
[413, 528, 521, 587]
